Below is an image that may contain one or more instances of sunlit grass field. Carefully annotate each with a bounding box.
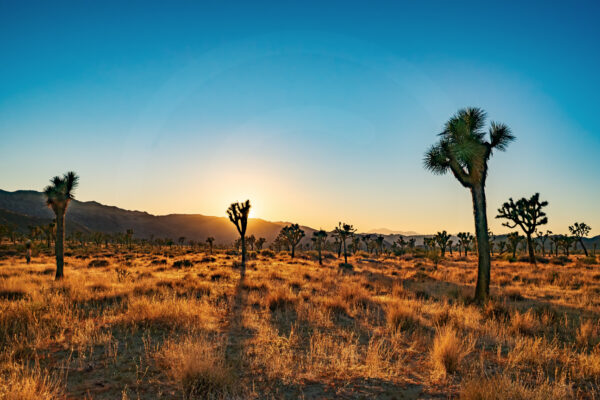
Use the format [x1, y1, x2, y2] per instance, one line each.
[1, 246, 599, 399]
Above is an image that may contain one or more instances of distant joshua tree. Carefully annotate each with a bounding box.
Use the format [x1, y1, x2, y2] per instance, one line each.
[227, 200, 251, 269]
[569, 222, 592, 256]
[434, 231, 451, 257]
[43, 171, 79, 280]
[506, 232, 523, 259]
[496, 193, 548, 265]
[361, 234, 372, 254]
[334, 222, 356, 264]
[536, 230, 552, 257]
[424, 107, 514, 302]
[375, 235, 384, 256]
[126, 229, 135, 250]
[256, 237, 266, 251]
[280, 224, 305, 259]
[206, 236, 215, 254]
[312, 229, 328, 265]
[457, 232, 473, 257]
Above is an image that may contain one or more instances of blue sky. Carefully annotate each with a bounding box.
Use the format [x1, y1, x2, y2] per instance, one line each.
[1, 1, 599, 234]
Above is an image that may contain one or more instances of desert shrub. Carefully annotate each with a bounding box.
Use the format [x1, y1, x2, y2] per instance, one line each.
[0, 362, 64, 400]
[576, 319, 599, 348]
[386, 301, 418, 331]
[510, 310, 540, 336]
[88, 258, 109, 268]
[338, 263, 354, 273]
[260, 249, 275, 257]
[579, 256, 598, 265]
[224, 249, 237, 256]
[551, 255, 570, 265]
[150, 258, 167, 265]
[459, 374, 572, 400]
[172, 259, 194, 268]
[155, 335, 234, 398]
[265, 287, 296, 312]
[430, 325, 473, 377]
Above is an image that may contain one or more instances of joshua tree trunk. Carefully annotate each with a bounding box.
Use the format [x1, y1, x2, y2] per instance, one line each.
[55, 210, 65, 280]
[526, 234, 536, 265]
[579, 238, 588, 257]
[291, 244, 295, 259]
[241, 236, 246, 269]
[318, 245, 322, 265]
[343, 239, 348, 264]
[471, 185, 491, 303]
[26, 249, 31, 264]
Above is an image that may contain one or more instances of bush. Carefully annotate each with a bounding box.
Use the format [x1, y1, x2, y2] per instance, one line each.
[172, 259, 194, 268]
[431, 325, 473, 377]
[88, 259, 109, 268]
[260, 249, 275, 257]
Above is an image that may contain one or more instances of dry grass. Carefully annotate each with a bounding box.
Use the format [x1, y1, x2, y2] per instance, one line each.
[0, 244, 599, 398]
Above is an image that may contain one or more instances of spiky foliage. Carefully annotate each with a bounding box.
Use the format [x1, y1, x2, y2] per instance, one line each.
[395, 236, 407, 253]
[334, 223, 356, 264]
[361, 234, 372, 254]
[227, 200, 251, 268]
[569, 222, 592, 256]
[280, 224, 305, 259]
[424, 108, 514, 302]
[496, 193, 548, 265]
[434, 231, 451, 257]
[312, 229, 328, 265]
[506, 232, 523, 258]
[43, 171, 79, 280]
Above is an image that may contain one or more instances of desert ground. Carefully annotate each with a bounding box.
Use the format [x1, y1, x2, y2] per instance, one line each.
[1, 245, 599, 399]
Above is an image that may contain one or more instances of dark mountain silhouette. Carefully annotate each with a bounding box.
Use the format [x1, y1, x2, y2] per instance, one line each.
[0, 189, 314, 244]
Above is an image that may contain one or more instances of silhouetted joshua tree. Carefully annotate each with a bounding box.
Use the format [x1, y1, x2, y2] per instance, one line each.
[312, 229, 328, 265]
[247, 234, 256, 251]
[334, 222, 356, 264]
[280, 224, 305, 259]
[496, 193, 548, 265]
[227, 200, 251, 269]
[569, 222, 591, 256]
[256, 237, 266, 250]
[506, 232, 523, 259]
[457, 232, 473, 257]
[434, 231, 451, 257]
[361, 234, 372, 253]
[43, 171, 79, 280]
[536, 230, 552, 257]
[206, 236, 215, 254]
[375, 235, 384, 256]
[424, 108, 514, 301]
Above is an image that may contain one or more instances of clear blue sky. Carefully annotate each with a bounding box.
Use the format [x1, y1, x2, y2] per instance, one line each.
[1, 0, 599, 234]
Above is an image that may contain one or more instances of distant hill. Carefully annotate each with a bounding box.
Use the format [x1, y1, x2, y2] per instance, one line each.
[0, 189, 314, 244]
[367, 228, 420, 236]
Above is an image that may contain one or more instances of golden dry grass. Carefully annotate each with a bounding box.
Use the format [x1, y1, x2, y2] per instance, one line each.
[0, 245, 599, 398]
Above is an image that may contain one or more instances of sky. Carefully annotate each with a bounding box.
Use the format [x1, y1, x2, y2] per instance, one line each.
[1, 0, 599, 235]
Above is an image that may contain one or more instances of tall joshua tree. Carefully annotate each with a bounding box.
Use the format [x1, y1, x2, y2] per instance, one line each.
[569, 222, 591, 256]
[424, 108, 514, 302]
[434, 231, 451, 257]
[312, 229, 328, 265]
[280, 224, 305, 259]
[227, 200, 251, 269]
[206, 236, 215, 254]
[43, 171, 79, 280]
[496, 193, 548, 265]
[334, 222, 356, 264]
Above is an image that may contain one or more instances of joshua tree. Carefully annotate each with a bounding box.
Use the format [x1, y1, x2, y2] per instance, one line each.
[434, 231, 451, 257]
[351, 235, 360, 255]
[395, 236, 407, 254]
[496, 193, 548, 265]
[246, 235, 256, 251]
[497, 240, 507, 255]
[457, 232, 473, 257]
[280, 224, 305, 259]
[375, 235, 384, 256]
[536, 230, 552, 257]
[569, 222, 592, 256]
[312, 229, 328, 265]
[361, 234, 372, 253]
[227, 200, 251, 268]
[424, 108, 514, 302]
[125, 229, 135, 250]
[177, 236, 186, 247]
[334, 222, 356, 264]
[506, 232, 523, 259]
[25, 240, 32, 264]
[206, 236, 215, 254]
[43, 171, 79, 280]
[256, 237, 266, 250]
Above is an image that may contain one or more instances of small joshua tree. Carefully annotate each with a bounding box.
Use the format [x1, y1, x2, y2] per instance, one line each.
[280, 224, 305, 259]
[569, 222, 592, 256]
[227, 200, 251, 269]
[424, 107, 515, 302]
[434, 231, 451, 257]
[536, 230, 552, 257]
[506, 232, 523, 259]
[256, 237, 266, 250]
[496, 193, 548, 265]
[312, 229, 328, 265]
[334, 222, 356, 264]
[206, 236, 215, 254]
[361, 234, 372, 253]
[375, 235, 384, 256]
[457, 232, 473, 257]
